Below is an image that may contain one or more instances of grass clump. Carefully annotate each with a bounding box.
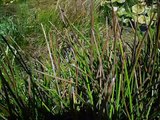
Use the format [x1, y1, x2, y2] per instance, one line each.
[0, 0, 160, 120]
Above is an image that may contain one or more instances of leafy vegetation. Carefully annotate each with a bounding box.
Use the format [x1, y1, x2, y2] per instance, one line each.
[0, 0, 160, 120]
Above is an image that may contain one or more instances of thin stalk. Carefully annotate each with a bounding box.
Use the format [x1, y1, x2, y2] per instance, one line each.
[146, 98, 154, 119]
[84, 66, 93, 105]
[119, 40, 133, 120]
[129, 13, 156, 81]
[109, 78, 115, 119]
[116, 74, 122, 111]
[41, 24, 62, 108]
[90, 0, 94, 71]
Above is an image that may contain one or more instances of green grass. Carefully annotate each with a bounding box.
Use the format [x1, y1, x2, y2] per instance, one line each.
[0, 0, 160, 120]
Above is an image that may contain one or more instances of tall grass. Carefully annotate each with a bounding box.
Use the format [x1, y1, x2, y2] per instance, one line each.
[0, 0, 160, 120]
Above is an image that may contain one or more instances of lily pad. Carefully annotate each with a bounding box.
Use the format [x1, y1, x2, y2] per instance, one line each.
[132, 4, 145, 14]
[138, 15, 146, 24]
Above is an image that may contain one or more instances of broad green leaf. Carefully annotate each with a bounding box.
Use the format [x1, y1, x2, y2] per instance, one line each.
[117, 7, 127, 16]
[138, 15, 146, 24]
[132, 4, 145, 14]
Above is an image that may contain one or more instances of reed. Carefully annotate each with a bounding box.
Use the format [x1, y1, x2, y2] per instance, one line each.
[0, 0, 159, 119]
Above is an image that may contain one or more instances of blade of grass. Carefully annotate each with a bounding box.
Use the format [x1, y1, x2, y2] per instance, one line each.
[119, 39, 133, 120]
[41, 23, 63, 109]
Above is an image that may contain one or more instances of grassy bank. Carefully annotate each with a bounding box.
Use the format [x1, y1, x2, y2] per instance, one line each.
[0, 0, 160, 120]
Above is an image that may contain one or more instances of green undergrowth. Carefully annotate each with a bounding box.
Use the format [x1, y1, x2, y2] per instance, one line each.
[0, 0, 160, 120]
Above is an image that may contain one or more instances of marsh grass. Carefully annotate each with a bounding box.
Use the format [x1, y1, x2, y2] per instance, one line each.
[0, 0, 160, 120]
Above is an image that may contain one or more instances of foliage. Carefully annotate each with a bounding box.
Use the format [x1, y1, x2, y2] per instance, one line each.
[100, 0, 157, 27]
[0, 0, 160, 120]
